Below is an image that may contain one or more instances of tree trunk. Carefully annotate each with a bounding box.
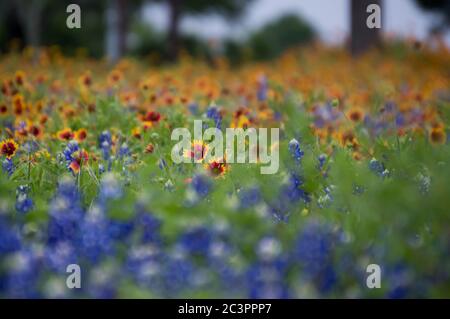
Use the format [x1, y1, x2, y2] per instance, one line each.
[168, 0, 181, 61]
[106, 0, 128, 63]
[118, 0, 128, 58]
[15, 0, 45, 48]
[350, 0, 382, 56]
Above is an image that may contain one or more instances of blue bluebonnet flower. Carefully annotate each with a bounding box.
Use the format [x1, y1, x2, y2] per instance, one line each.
[99, 173, 122, 201]
[16, 120, 27, 132]
[188, 103, 199, 115]
[257, 237, 282, 262]
[369, 158, 389, 178]
[316, 264, 337, 293]
[162, 250, 195, 295]
[269, 174, 310, 222]
[191, 174, 212, 199]
[318, 154, 327, 170]
[202, 236, 242, 295]
[99, 130, 112, 161]
[294, 222, 334, 279]
[293, 222, 338, 294]
[44, 241, 78, 273]
[384, 101, 397, 113]
[79, 205, 113, 263]
[108, 218, 134, 241]
[2, 249, 41, 298]
[63, 140, 79, 162]
[395, 113, 405, 127]
[369, 158, 384, 174]
[206, 237, 234, 275]
[135, 206, 161, 244]
[313, 103, 341, 128]
[158, 158, 167, 170]
[62, 140, 86, 174]
[0, 216, 21, 253]
[23, 140, 39, 154]
[179, 226, 212, 256]
[15, 185, 33, 214]
[118, 142, 130, 158]
[2, 158, 15, 176]
[207, 239, 231, 262]
[206, 106, 219, 119]
[274, 111, 282, 121]
[125, 244, 164, 290]
[288, 138, 304, 163]
[257, 75, 268, 102]
[247, 238, 289, 299]
[87, 265, 118, 298]
[385, 264, 414, 299]
[283, 174, 310, 204]
[47, 177, 84, 244]
[247, 262, 290, 298]
[268, 201, 291, 223]
[206, 106, 222, 129]
[238, 187, 261, 209]
[352, 183, 365, 196]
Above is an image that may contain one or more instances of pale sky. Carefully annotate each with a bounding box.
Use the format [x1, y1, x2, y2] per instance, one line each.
[142, 0, 450, 45]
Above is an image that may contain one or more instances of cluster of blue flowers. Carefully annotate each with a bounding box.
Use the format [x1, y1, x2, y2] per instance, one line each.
[15, 185, 33, 214]
[256, 75, 268, 102]
[2, 158, 14, 176]
[288, 138, 304, 164]
[99, 130, 113, 172]
[0, 163, 349, 298]
[206, 106, 222, 129]
[0, 129, 441, 299]
[62, 140, 80, 173]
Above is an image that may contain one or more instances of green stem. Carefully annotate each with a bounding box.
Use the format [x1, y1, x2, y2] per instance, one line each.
[78, 150, 83, 191]
[155, 144, 174, 183]
[27, 152, 31, 183]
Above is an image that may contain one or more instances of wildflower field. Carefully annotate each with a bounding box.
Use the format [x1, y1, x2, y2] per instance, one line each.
[0, 44, 449, 298]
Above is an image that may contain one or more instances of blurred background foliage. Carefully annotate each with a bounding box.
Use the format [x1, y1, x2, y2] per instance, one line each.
[0, 0, 447, 64]
[0, 0, 316, 64]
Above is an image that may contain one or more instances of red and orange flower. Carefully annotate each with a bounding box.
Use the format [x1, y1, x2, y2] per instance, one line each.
[57, 128, 74, 141]
[0, 139, 19, 159]
[69, 149, 89, 174]
[429, 127, 447, 145]
[205, 157, 228, 177]
[75, 128, 88, 142]
[184, 140, 209, 163]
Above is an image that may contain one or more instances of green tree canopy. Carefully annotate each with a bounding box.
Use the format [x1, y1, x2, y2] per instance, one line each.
[248, 14, 316, 60]
[415, 0, 450, 31]
[152, 0, 254, 60]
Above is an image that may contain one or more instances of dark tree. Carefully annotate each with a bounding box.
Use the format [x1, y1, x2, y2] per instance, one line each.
[106, 0, 147, 62]
[12, 0, 48, 49]
[415, 0, 450, 34]
[248, 14, 316, 60]
[153, 0, 253, 61]
[350, 0, 383, 56]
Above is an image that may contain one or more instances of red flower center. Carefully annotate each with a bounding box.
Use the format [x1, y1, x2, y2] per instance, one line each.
[1, 142, 16, 157]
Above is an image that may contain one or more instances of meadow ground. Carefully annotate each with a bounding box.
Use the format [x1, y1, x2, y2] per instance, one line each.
[0, 44, 449, 298]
